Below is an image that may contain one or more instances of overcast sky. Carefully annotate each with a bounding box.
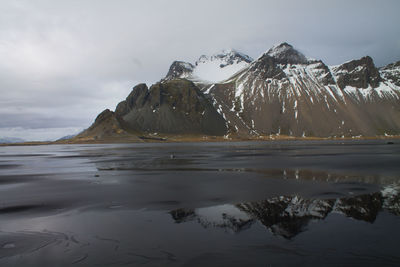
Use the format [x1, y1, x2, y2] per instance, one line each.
[1, 0, 399, 141]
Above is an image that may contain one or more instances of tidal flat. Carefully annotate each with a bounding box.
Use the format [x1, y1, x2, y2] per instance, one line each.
[0, 140, 399, 266]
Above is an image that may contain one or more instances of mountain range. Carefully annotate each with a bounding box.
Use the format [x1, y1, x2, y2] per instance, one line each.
[73, 43, 400, 142]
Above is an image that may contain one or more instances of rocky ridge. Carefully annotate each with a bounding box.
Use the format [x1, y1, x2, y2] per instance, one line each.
[75, 43, 400, 141]
[204, 43, 400, 137]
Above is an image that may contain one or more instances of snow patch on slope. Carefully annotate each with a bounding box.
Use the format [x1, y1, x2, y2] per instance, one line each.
[374, 82, 400, 99]
[192, 49, 252, 83]
[343, 82, 400, 100]
[193, 59, 249, 83]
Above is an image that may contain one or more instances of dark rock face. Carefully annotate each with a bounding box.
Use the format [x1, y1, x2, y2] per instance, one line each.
[334, 56, 382, 89]
[248, 54, 286, 80]
[94, 109, 115, 124]
[164, 61, 194, 80]
[115, 79, 227, 135]
[75, 109, 130, 140]
[115, 83, 148, 116]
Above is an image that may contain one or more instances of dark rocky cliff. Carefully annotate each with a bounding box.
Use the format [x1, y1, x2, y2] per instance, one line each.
[114, 79, 227, 135]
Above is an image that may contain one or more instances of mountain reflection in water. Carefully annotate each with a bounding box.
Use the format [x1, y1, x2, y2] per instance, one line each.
[171, 183, 400, 239]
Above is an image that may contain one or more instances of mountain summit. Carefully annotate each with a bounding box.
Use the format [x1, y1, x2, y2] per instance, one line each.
[266, 42, 309, 64]
[164, 49, 253, 83]
[76, 43, 400, 141]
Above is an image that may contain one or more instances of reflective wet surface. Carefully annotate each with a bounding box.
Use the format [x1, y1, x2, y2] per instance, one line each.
[0, 140, 399, 266]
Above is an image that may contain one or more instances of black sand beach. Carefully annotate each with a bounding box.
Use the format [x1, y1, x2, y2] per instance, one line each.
[0, 140, 399, 266]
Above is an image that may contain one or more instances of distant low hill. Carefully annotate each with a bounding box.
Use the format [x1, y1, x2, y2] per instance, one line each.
[0, 137, 25, 144]
[56, 134, 77, 141]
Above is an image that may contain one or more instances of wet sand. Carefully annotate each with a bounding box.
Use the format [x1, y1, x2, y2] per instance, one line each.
[0, 140, 399, 266]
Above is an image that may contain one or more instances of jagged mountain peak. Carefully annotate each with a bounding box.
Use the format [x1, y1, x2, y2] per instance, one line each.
[265, 42, 308, 64]
[164, 61, 194, 81]
[241, 43, 332, 84]
[336, 56, 375, 70]
[267, 42, 293, 54]
[164, 49, 253, 83]
[332, 56, 382, 89]
[195, 49, 253, 66]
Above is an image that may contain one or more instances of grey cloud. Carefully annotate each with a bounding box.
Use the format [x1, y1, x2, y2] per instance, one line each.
[0, 113, 87, 129]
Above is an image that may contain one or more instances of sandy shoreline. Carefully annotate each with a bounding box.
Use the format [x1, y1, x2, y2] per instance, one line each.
[1, 134, 399, 146]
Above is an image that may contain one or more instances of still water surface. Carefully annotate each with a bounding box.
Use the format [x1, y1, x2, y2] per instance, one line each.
[0, 140, 399, 266]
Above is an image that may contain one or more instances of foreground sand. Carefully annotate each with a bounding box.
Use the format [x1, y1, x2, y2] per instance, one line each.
[0, 141, 399, 265]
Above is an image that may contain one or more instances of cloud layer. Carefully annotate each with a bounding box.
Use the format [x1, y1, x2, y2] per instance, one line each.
[0, 0, 399, 140]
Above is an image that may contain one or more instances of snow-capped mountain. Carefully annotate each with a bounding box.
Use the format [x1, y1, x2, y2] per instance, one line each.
[165, 49, 253, 83]
[206, 43, 400, 137]
[76, 42, 400, 141]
